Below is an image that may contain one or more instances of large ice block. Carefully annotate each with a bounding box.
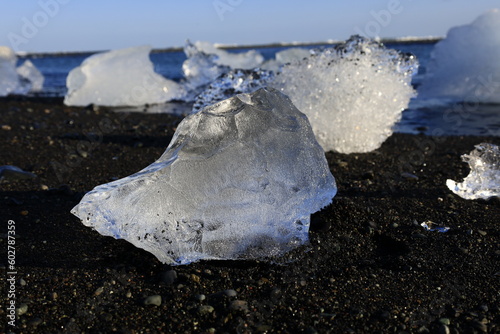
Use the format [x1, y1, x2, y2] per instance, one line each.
[64, 45, 185, 106]
[447, 143, 500, 200]
[71, 88, 337, 265]
[419, 9, 500, 103]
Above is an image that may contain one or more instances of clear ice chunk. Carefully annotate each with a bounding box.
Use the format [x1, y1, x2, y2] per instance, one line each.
[17, 60, 44, 92]
[192, 68, 275, 113]
[64, 45, 185, 106]
[419, 9, 500, 103]
[71, 88, 337, 265]
[272, 35, 418, 153]
[446, 143, 500, 200]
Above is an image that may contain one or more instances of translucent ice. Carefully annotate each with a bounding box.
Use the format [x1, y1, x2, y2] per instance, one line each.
[182, 41, 230, 93]
[273, 36, 418, 153]
[17, 60, 44, 92]
[64, 45, 185, 106]
[192, 68, 275, 112]
[419, 9, 500, 103]
[71, 88, 337, 265]
[446, 143, 500, 200]
[0, 46, 21, 96]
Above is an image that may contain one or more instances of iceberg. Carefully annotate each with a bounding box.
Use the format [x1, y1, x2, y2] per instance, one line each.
[0, 46, 21, 96]
[273, 36, 418, 153]
[64, 45, 185, 106]
[17, 60, 44, 92]
[418, 9, 500, 103]
[71, 88, 337, 265]
[446, 143, 500, 200]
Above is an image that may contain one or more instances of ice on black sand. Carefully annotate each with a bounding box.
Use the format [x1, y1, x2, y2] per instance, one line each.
[71, 88, 337, 265]
[447, 143, 500, 200]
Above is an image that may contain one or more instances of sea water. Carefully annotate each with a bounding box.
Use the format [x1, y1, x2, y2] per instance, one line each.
[14, 41, 500, 136]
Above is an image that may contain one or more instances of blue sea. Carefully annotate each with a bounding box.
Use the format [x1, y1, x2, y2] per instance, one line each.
[18, 41, 500, 137]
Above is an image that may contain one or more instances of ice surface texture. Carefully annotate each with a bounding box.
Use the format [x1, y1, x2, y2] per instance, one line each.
[273, 36, 418, 153]
[71, 88, 337, 265]
[419, 9, 500, 103]
[64, 45, 185, 106]
[447, 143, 500, 200]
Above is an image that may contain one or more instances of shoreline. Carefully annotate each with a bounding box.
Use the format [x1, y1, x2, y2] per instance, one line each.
[18, 36, 442, 58]
[0, 99, 498, 333]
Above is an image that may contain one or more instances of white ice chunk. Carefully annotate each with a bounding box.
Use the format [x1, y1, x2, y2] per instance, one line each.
[17, 60, 44, 92]
[446, 143, 500, 200]
[419, 9, 500, 103]
[0, 46, 21, 96]
[193, 41, 264, 69]
[71, 88, 337, 265]
[182, 41, 230, 93]
[273, 36, 418, 153]
[64, 45, 185, 106]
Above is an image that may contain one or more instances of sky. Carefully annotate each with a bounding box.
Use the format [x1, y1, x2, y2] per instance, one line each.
[1, 0, 499, 53]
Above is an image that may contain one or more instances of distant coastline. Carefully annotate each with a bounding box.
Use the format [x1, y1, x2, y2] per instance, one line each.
[17, 36, 442, 58]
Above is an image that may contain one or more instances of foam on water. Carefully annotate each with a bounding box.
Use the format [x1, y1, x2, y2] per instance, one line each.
[418, 9, 500, 103]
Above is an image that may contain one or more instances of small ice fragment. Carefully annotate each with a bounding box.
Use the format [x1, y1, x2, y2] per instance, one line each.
[71, 88, 337, 265]
[272, 35, 418, 153]
[420, 221, 450, 233]
[17, 60, 44, 92]
[446, 143, 500, 200]
[419, 9, 500, 103]
[64, 45, 185, 106]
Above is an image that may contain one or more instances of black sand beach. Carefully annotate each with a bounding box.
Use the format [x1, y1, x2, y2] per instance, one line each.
[1, 97, 499, 333]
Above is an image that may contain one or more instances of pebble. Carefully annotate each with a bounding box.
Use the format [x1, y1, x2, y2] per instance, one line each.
[401, 172, 419, 180]
[28, 317, 43, 327]
[1, 124, 12, 130]
[0, 165, 37, 180]
[198, 305, 215, 315]
[17, 303, 28, 316]
[19, 278, 27, 286]
[228, 300, 248, 312]
[144, 295, 162, 306]
[94, 287, 104, 296]
[437, 324, 450, 334]
[160, 270, 177, 285]
[194, 294, 206, 301]
[223, 289, 237, 297]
